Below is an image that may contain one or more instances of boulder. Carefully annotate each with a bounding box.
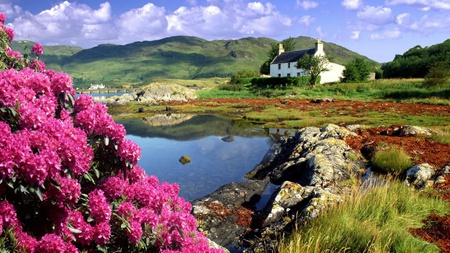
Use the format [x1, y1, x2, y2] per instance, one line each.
[191, 179, 269, 246]
[179, 155, 191, 165]
[405, 163, 437, 189]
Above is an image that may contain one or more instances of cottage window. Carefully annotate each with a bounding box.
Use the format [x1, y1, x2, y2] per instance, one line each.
[297, 72, 301, 76]
[287, 73, 291, 77]
[288, 63, 291, 68]
[278, 74, 281, 77]
[278, 64, 281, 70]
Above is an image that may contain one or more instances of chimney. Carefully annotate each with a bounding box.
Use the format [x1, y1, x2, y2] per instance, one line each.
[278, 43, 285, 55]
[315, 38, 323, 54]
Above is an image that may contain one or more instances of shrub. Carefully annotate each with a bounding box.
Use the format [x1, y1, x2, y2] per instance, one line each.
[370, 146, 414, 176]
[0, 13, 222, 253]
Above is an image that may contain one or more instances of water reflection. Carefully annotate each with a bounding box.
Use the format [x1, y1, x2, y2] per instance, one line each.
[116, 115, 274, 201]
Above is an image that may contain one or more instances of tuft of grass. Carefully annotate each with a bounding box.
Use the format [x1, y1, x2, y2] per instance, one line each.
[278, 180, 450, 253]
[370, 146, 414, 176]
[430, 125, 450, 145]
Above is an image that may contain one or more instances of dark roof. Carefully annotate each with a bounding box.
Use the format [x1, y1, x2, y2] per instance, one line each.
[271, 48, 315, 64]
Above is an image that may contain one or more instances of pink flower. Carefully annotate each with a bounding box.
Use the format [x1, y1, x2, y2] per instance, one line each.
[15, 229, 38, 253]
[73, 94, 94, 112]
[93, 221, 111, 245]
[5, 47, 22, 59]
[31, 43, 44, 56]
[0, 200, 19, 228]
[49, 72, 75, 95]
[29, 59, 46, 72]
[0, 13, 5, 24]
[68, 210, 94, 245]
[117, 139, 141, 165]
[35, 233, 66, 253]
[45, 177, 81, 207]
[100, 175, 127, 200]
[88, 189, 112, 223]
[127, 220, 143, 243]
[4, 27, 14, 41]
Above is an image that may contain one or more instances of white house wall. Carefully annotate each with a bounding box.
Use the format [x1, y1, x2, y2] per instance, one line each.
[270, 62, 308, 78]
[319, 62, 345, 84]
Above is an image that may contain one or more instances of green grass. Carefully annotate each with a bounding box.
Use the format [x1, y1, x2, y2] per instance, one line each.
[370, 147, 414, 176]
[278, 180, 450, 253]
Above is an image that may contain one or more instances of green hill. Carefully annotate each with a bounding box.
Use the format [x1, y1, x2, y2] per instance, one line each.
[11, 36, 378, 88]
[381, 39, 450, 78]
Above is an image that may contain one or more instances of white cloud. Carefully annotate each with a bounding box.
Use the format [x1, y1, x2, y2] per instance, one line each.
[316, 26, 326, 38]
[370, 29, 401, 39]
[357, 6, 395, 25]
[296, 0, 319, 10]
[351, 30, 360, 39]
[1, 0, 294, 47]
[398, 13, 450, 32]
[116, 3, 168, 42]
[396, 13, 411, 25]
[166, 1, 291, 39]
[299, 15, 316, 26]
[386, 0, 450, 11]
[342, 0, 363, 10]
[8, 1, 113, 45]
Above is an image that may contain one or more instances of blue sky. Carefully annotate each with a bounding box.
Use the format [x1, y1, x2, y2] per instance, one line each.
[0, 0, 449, 62]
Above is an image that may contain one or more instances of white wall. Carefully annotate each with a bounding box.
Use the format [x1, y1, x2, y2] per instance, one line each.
[319, 62, 345, 84]
[270, 62, 308, 78]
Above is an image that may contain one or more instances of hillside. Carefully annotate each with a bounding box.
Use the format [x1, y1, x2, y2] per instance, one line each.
[12, 36, 378, 88]
[381, 39, 450, 78]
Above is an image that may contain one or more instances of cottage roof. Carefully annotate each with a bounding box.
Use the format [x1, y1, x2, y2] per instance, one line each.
[271, 48, 315, 64]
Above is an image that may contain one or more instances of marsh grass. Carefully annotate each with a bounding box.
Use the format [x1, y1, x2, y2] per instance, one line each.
[431, 125, 450, 145]
[278, 180, 450, 253]
[370, 145, 414, 176]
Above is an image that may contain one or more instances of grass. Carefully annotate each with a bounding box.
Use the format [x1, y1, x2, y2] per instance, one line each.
[370, 145, 414, 176]
[278, 180, 450, 253]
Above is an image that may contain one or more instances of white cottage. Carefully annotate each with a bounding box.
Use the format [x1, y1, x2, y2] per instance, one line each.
[270, 38, 345, 84]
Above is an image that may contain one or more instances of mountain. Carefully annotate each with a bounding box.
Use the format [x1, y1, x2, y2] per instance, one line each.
[11, 36, 378, 88]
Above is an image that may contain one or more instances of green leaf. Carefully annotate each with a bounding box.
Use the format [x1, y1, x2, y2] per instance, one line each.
[93, 168, 100, 178]
[68, 225, 82, 234]
[120, 223, 127, 229]
[87, 216, 94, 223]
[35, 187, 44, 202]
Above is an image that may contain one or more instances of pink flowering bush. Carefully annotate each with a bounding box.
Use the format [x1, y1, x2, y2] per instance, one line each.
[0, 13, 223, 253]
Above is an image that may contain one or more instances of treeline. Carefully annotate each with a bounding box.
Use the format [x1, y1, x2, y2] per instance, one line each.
[382, 39, 450, 78]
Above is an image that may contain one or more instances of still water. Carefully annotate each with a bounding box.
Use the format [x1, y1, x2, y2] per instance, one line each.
[115, 114, 279, 201]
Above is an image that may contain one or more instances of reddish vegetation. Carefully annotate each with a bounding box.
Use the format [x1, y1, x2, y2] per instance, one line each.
[201, 202, 254, 227]
[174, 98, 450, 116]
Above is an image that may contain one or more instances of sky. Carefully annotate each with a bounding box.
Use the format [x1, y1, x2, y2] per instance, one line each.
[0, 0, 449, 63]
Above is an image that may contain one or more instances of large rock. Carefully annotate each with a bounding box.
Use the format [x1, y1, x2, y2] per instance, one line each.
[405, 163, 437, 189]
[104, 83, 197, 105]
[191, 179, 269, 246]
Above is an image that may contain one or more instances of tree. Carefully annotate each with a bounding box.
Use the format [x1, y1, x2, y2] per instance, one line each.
[229, 69, 259, 84]
[297, 54, 329, 86]
[260, 37, 296, 75]
[342, 57, 371, 82]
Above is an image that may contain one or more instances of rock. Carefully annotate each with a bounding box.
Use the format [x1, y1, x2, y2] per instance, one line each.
[191, 179, 269, 246]
[399, 125, 432, 136]
[179, 155, 191, 165]
[405, 163, 437, 189]
[104, 83, 197, 106]
[221, 135, 234, 142]
[138, 107, 144, 113]
[262, 181, 315, 224]
[311, 97, 333, 103]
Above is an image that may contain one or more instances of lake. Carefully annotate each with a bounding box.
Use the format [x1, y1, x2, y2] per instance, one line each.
[115, 114, 287, 202]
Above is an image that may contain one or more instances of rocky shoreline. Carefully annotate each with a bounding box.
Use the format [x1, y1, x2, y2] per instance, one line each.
[191, 124, 450, 253]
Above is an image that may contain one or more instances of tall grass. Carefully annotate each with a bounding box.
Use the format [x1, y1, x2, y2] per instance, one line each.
[278, 180, 450, 253]
[370, 146, 414, 176]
